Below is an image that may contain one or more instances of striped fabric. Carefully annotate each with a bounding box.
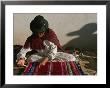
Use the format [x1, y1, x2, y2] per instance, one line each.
[17, 61, 84, 75]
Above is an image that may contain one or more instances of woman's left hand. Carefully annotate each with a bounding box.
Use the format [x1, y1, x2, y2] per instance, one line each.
[39, 57, 49, 68]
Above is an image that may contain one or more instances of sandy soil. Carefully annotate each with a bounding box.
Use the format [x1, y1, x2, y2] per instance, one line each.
[78, 50, 97, 75]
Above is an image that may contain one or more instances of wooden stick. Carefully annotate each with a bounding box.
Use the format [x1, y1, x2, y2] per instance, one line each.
[14, 66, 27, 69]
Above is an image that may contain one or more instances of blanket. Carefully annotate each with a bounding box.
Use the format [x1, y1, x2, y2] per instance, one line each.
[16, 61, 84, 75]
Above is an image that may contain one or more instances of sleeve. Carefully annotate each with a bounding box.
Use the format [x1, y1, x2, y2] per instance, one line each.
[17, 48, 31, 60]
[47, 29, 64, 52]
[17, 37, 32, 60]
[43, 40, 57, 60]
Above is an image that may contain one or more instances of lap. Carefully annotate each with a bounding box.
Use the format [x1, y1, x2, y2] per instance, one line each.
[27, 52, 76, 62]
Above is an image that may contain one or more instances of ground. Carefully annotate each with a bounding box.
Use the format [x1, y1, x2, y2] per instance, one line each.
[78, 49, 97, 75]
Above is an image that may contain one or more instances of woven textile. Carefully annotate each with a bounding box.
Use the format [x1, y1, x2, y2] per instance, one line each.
[17, 61, 84, 75]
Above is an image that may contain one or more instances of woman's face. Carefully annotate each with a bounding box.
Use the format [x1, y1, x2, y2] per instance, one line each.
[38, 32, 45, 38]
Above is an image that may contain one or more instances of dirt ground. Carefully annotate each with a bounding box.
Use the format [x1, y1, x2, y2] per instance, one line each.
[78, 50, 97, 75]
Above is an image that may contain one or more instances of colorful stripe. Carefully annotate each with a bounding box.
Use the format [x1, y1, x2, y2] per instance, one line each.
[66, 62, 73, 75]
[73, 61, 81, 75]
[63, 61, 69, 75]
[51, 62, 63, 75]
[69, 61, 80, 75]
[61, 61, 64, 75]
[19, 61, 84, 75]
[34, 62, 50, 75]
[75, 62, 85, 75]
[22, 62, 33, 75]
[33, 63, 39, 75]
[26, 62, 37, 75]
[48, 61, 52, 75]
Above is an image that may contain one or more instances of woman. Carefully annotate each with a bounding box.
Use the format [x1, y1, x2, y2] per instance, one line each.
[17, 15, 76, 68]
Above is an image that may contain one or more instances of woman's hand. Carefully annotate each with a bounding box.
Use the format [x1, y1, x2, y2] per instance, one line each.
[17, 58, 26, 67]
[39, 57, 49, 68]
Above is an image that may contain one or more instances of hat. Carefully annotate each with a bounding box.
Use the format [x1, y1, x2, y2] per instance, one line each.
[30, 15, 48, 33]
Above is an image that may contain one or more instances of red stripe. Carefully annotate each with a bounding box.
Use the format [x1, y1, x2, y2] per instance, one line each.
[23, 61, 81, 75]
[33, 63, 39, 75]
[48, 61, 52, 75]
[23, 62, 33, 75]
[32, 62, 39, 75]
[51, 62, 63, 75]
[34, 62, 50, 75]
[69, 61, 80, 75]
[61, 62, 63, 75]
[62, 61, 69, 75]
[73, 62, 81, 75]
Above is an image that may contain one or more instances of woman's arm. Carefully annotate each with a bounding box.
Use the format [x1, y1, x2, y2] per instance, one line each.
[43, 40, 57, 60]
[38, 57, 49, 68]
[38, 40, 57, 68]
[16, 37, 32, 66]
[17, 48, 31, 60]
[47, 29, 64, 52]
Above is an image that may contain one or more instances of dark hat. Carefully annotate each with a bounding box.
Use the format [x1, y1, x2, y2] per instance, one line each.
[30, 15, 48, 33]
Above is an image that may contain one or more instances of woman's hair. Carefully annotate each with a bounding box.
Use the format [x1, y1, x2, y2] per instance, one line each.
[30, 15, 49, 34]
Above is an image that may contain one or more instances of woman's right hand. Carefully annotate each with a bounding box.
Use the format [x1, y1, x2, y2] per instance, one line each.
[17, 58, 26, 67]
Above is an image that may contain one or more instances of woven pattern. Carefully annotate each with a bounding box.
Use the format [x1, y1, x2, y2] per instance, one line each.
[17, 61, 84, 75]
